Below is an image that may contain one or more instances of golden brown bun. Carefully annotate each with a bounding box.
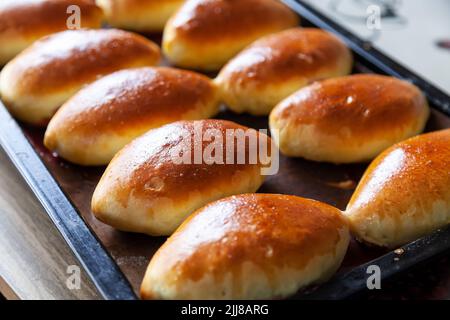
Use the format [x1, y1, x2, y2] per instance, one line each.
[92, 120, 272, 236]
[163, 0, 299, 71]
[0, 29, 161, 126]
[44, 67, 220, 166]
[345, 129, 450, 248]
[0, 0, 103, 65]
[269, 74, 430, 163]
[141, 193, 350, 300]
[216, 28, 352, 115]
[97, 0, 184, 32]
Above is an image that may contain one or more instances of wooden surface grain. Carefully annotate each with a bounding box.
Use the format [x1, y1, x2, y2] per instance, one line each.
[0, 147, 100, 300]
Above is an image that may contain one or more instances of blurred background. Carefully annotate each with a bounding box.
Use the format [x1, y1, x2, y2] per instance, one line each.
[301, 0, 450, 95]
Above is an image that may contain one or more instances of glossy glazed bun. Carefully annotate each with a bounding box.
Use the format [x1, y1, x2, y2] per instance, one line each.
[0, 0, 103, 65]
[97, 0, 184, 32]
[269, 74, 430, 163]
[44, 67, 220, 165]
[141, 193, 350, 299]
[0, 29, 161, 125]
[163, 0, 299, 71]
[216, 28, 352, 115]
[345, 129, 450, 248]
[92, 120, 273, 236]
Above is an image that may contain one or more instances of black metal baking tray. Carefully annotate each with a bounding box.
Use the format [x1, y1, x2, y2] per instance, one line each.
[0, 0, 449, 300]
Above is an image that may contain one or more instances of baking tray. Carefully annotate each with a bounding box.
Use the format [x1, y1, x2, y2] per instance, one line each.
[0, 0, 449, 300]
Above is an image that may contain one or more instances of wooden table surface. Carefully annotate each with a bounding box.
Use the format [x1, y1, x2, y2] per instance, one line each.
[0, 147, 100, 300]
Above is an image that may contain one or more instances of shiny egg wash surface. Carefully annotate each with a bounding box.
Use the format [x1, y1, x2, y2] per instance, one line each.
[272, 74, 428, 138]
[141, 194, 350, 299]
[349, 128, 450, 215]
[167, 0, 299, 42]
[0, 0, 102, 37]
[47, 67, 217, 136]
[100, 120, 270, 206]
[156, 195, 345, 280]
[4, 29, 161, 94]
[346, 129, 450, 247]
[219, 28, 351, 86]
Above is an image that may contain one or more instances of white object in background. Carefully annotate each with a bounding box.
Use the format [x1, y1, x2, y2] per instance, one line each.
[301, 0, 450, 95]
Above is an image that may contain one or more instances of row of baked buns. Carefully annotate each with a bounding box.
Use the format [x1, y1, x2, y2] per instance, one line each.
[0, 0, 448, 300]
[0, 0, 298, 66]
[95, 119, 449, 299]
[139, 129, 450, 299]
[0, 25, 432, 166]
[0, 0, 183, 66]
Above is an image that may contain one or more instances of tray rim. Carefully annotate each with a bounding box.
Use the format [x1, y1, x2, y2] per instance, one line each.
[0, 0, 449, 300]
[0, 104, 137, 300]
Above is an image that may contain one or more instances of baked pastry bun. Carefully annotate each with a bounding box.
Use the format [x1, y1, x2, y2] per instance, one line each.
[345, 129, 450, 248]
[44, 67, 220, 166]
[216, 28, 352, 115]
[269, 74, 430, 163]
[97, 0, 184, 32]
[0, 0, 103, 65]
[0, 29, 161, 126]
[92, 120, 273, 236]
[162, 0, 299, 71]
[141, 193, 350, 300]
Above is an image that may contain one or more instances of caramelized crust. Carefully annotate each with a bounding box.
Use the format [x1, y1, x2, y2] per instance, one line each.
[97, 0, 184, 32]
[92, 120, 272, 236]
[269, 74, 430, 163]
[141, 194, 350, 299]
[345, 129, 450, 248]
[0, 0, 103, 65]
[4, 29, 160, 94]
[0, 29, 161, 125]
[216, 28, 352, 115]
[273, 75, 426, 135]
[163, 0, 299, 70]
[0, 0, 102, 36]
[169, 0, 298, 41]
[44, 67, 220, 165]
[218, 28, 351, 88]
